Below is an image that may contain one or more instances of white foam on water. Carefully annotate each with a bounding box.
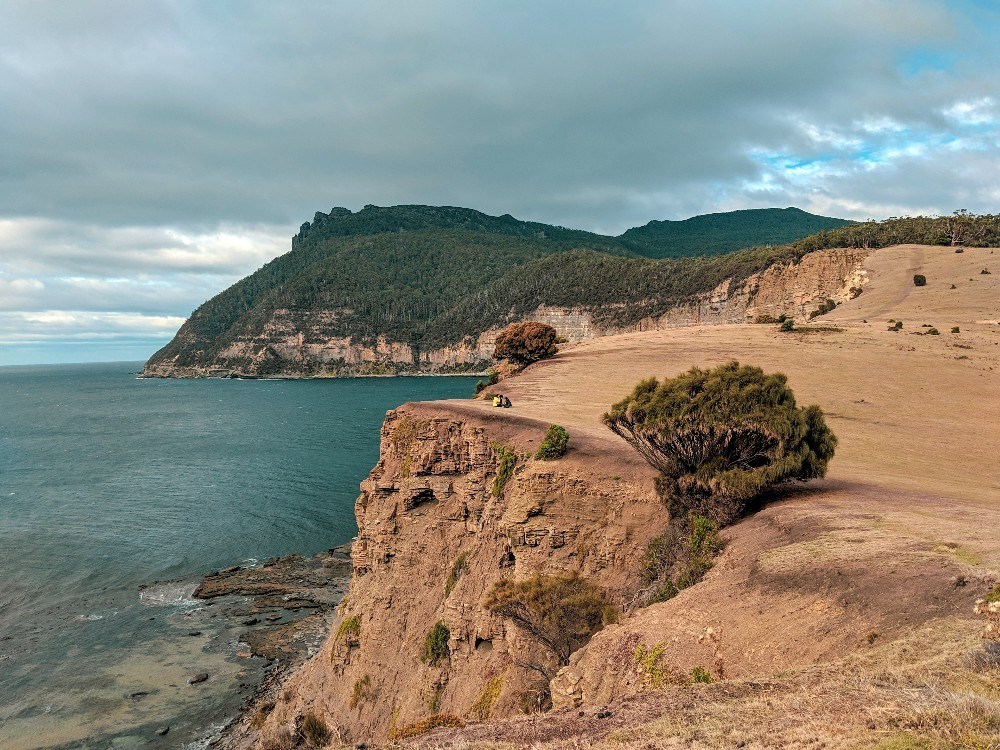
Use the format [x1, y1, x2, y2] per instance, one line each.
[138, 581, 199, 607]
[183, 720, 231, 750]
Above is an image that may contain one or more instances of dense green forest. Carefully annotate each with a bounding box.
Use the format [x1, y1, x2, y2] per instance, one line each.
[619, 207, 852, 257]
[146, 205, 1000, 371]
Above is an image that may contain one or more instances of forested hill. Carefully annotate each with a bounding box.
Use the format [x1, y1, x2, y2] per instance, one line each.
[293, 204, 849, 259]
[619, 206, 852, 258]
[146, 205, 1000, 377]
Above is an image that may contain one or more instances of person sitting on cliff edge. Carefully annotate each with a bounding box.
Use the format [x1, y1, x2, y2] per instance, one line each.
[493, 394, 502, 407]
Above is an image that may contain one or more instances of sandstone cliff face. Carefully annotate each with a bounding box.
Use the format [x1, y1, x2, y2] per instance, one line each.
[143, 248, 871, 378]
[254, 404, 665, 743]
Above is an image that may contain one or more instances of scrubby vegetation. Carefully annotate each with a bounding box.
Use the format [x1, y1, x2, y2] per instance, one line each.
[388, 713, 464, 740]
[535, 424, 570, 460]
[421, 621, 451, 666]
[603, 361, 837, 526]
[336, 615, 361, 644]
[484, 574, 613, 677]
[913, 274, 927, 286]
[642, 515, 724, 605]
[634, 642, 679, 688]
[491, 443, 518, 496]
[298, 712, 332, 747]
[493, 322, 559, 366]
[808, 298, 838, 319]
[350, 675, 375, 710]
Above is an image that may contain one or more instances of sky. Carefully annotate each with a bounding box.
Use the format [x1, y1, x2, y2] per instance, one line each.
[2, 0, 1000, 365]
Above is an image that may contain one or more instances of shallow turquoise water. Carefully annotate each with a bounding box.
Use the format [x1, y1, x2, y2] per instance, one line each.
[0, 363, 479, 748]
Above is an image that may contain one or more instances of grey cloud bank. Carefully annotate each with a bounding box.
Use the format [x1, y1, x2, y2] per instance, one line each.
[1, 0, 998, 364]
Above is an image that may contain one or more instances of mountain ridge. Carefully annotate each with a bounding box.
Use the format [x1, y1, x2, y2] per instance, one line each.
[143, 204, 853, 378]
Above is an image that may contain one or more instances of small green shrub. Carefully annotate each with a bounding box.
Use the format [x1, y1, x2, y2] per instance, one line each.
[421, 621, 451, 666]
[492, 443, 517, 496]
[535, 424, 570, 460]
[445, 551, 470, 597]
[299, 712, 331, 747]
[634, 642, 678, 688]
[913, 274, 927, 286]
[691, 666, 713, 684]
[985, 585, 1000, 604]
[642, 515, 723, 605]
[780, 319, 795, 332]
[474, 370, 499, 395]
[336, 615, 360, 645]
[926, 327, 940, 335]
[951, 326, 960, 333]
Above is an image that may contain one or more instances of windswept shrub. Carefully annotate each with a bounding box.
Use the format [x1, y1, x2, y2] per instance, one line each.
[952, 327, 961, 333]
[913, 274, 927, 286]
[780, 319, 795, 332]
[493, 321, 559, 365]
[535, 424, 570, 460]
[603, 362, 837, 526]
[484, 574, 612, 672]
[421, 621, 451, 666]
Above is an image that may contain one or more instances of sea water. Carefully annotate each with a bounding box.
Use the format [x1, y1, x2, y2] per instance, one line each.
[0, 363, 479, 749]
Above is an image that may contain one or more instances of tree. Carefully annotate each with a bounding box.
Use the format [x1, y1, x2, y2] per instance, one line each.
[484, 574, 610, 677]
[492, 321, 559, 365]
[603, 361, 837, 526]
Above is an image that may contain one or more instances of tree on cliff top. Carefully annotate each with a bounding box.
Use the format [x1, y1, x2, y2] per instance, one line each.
[603, 361, 836, 526]
[492, 321, 559, 366]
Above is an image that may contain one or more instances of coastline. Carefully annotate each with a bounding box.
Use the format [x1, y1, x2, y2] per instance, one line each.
[187, 546, 353, 748]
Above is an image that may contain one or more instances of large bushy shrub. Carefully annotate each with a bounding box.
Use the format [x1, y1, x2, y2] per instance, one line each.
[493, 321, 559, 365]
[603, 361, 836, 525]
[484, 574, 611, 674]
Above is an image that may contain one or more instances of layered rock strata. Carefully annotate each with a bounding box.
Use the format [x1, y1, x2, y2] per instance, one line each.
[249, 403, 665, 743]
[143, 247, 870, 378]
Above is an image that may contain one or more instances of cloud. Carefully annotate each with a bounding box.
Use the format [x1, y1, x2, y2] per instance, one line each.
[1, 0, 999, 363]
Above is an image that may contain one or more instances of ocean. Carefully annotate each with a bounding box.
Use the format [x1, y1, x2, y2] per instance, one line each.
[0, 363, 479, 749]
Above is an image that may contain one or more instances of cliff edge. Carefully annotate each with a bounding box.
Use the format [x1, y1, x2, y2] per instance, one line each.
[231, 244, 1000, 748]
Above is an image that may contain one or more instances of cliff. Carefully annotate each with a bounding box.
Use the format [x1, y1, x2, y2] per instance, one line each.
[248, 403, 667, 743]
[227, 243, 1000, 748]
[143, 246, 870, 378]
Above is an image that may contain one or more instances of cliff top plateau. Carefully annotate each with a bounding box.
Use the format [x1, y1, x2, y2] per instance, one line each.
[230, 242, 1000, 749]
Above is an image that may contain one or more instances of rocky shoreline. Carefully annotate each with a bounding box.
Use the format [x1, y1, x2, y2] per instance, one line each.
[181, 546, 353, 748]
